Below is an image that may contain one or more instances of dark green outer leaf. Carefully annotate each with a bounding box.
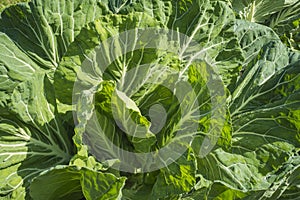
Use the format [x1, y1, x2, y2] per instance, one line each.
[0, 0, 111, 69]
[29, 166, 126, 200]
[0, 73, 73, 199]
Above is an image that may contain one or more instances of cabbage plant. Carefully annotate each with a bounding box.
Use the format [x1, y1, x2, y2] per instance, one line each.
[0, 0, 299, 199]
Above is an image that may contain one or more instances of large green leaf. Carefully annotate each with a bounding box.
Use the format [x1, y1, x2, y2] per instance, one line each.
[0, 33, 41, 114]
[29, 166, 84, 200]
[81, 167, 126, 200]
[231, 0, 300, 51]
[0, 0, 124, 117]
[151, 150, 197, 200]
[231, 0, 299, 23]
[266, 2, 300, 51]
[0, 0, 112, 69]
[194, 53, 300, 198]
[166, 0, 243, 88]
[181, 182, 248, 200]
[0, 73, 73, 199]
[94, 81, 157, 153]
[234, 20, 289, 73]
[29, 166, 126, 200]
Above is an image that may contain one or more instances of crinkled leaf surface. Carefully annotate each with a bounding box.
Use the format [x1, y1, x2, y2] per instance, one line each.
[0, 0, 113, 69]
[195, 45, 300, 199]
[231, 0, 300, 51]
[0, 74, 73, 199]
[0, 0, 299, 199]
[231, 0, 299, 23]
[55, 0, 242, 105]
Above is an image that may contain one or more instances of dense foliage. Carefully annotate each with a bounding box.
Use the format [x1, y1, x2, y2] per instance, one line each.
[0, 0, 299, 199]
[0, 0, 27, 12]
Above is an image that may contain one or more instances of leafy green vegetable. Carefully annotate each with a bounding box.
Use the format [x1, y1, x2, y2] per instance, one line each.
[29, 166, 126, 200]
[230, 0, 300, 51]
[0, 73, 73, 199]
[0, 0, 299, 199]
